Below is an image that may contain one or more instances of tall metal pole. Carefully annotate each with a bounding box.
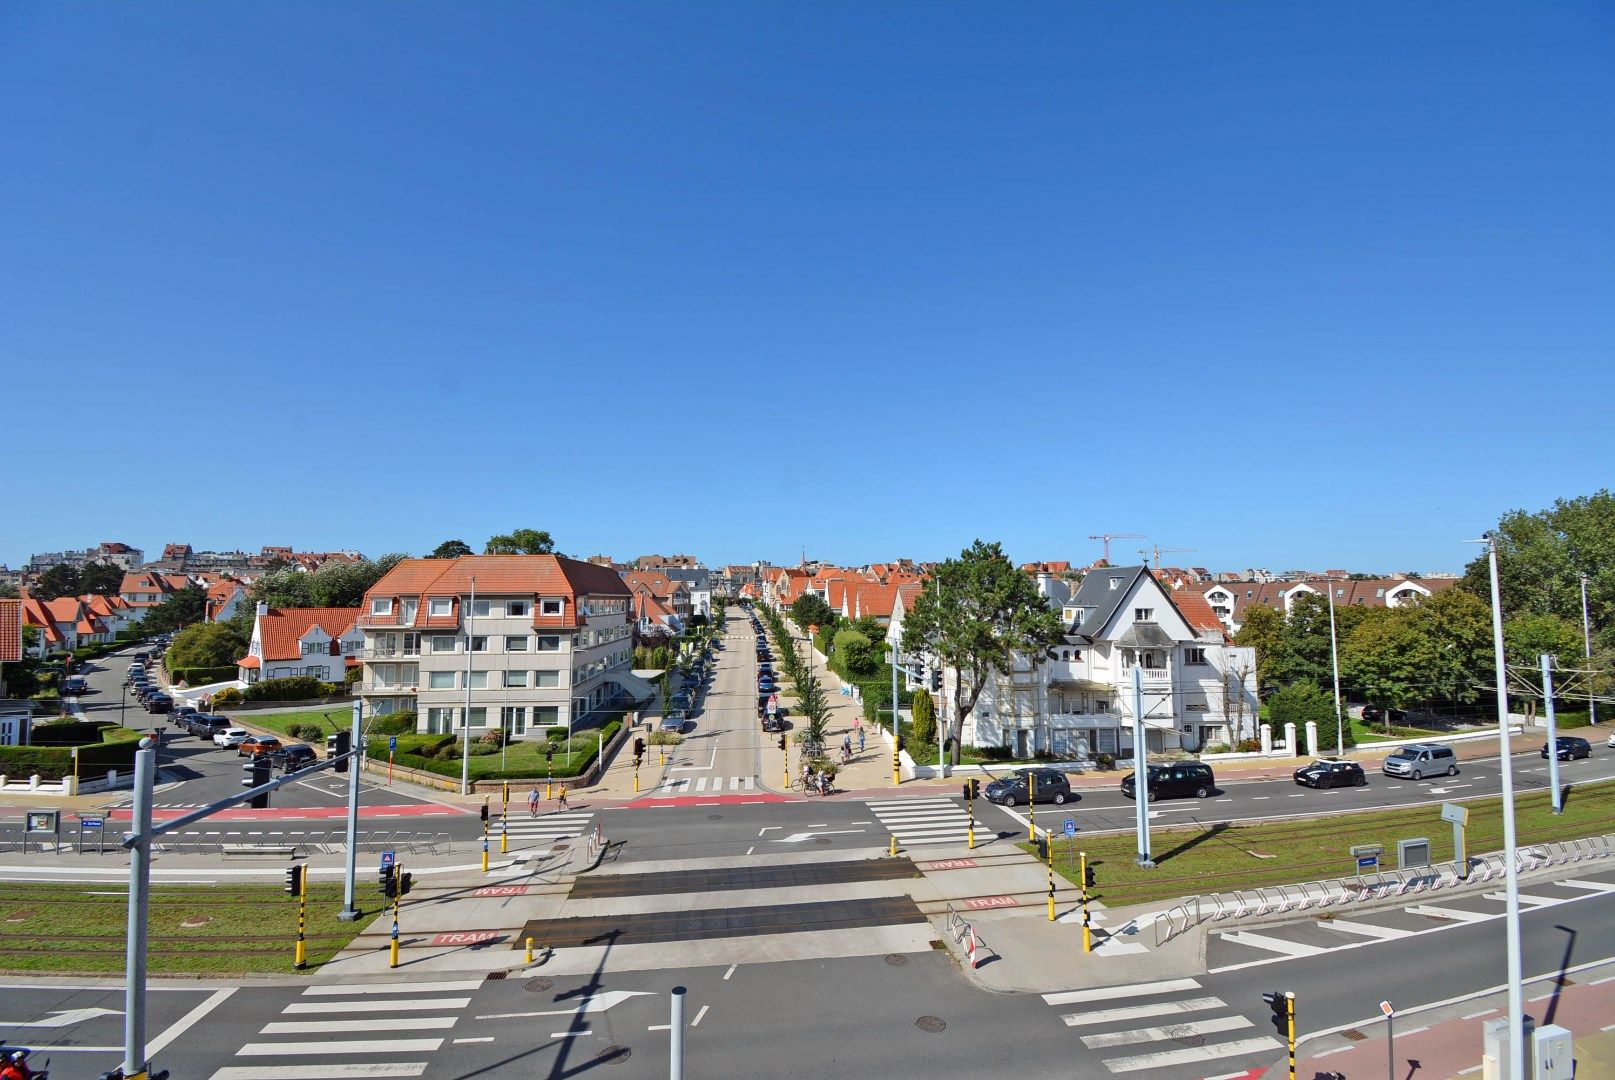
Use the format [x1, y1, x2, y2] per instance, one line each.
[1327, 582, 1344, 755]
[1482, 535, 1525, 1080]
[1543, 654, 1562, 814]
[1132, 665, 1153, 867]
[122, 743, 155, 1080]
[669, 985, 686, 1080]
[340, 697, 362, 920]
[461, 575, 477, 796]
[1581, 573, 1597, 726]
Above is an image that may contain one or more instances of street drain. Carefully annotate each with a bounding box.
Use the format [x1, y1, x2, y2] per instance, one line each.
[916, 1016, 946, 1033]
[485, 971, 506, 980]
[814, 837, 832, 845]
[707, 814, 724, 821]
[1341, 1029, 1367, 1042]
[179, 916, 211, 928]
[884, 954, 908, 967]
[596, 1045, 630, 1065]
[525, 976, 555, 992]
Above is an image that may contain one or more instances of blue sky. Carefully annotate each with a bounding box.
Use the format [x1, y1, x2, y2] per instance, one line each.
[3, 3, 1611, 575]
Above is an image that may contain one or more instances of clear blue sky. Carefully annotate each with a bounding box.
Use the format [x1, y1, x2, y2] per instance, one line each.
[4, 3, 1611, 575]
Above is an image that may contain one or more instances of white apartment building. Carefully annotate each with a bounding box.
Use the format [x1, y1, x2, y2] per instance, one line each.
[359, 555, 652, 740]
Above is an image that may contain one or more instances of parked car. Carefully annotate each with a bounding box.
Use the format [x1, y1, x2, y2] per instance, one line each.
[660, 712, 686, 734]
[1293, 759, 1366, 788]
[1542, 736, 1592, 761]
[270, 744, 317, 772]
[1381, 743, 1458, 780]
[238, 735, 283, 757]
[170, 706, 198, 727]
[984, 768, 1073, 806]
[1360, 705, 1409, 725]
[213, 728, 251, 748]
[132, 651, 151, 664]
[1121, 762, 1217, 800]
[193, 714, 232, 738]
[1608, 730, 1615, 750]
[145, 692, 173, 714]
[61, 676, 89, 695]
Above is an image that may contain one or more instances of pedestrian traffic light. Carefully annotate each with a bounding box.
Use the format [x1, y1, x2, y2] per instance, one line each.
[380, 864, 397, 898]
[777, 732, 786, 751]
[242, 758, 271, 808]
[480, 801, 489, 822]
[328, 730, 351, 773]
[633, 737, 645, 763]
[284, 864, 305, 896]
[1262, 991, 1290, 1035]
[1083, 863, 1097, 890]
[399, 871, 413, 896]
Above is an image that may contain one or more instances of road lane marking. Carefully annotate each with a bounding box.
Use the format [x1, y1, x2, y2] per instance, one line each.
[262, 1018, 458, 1033]
[1043, 979, 1201, 1006]
[723, 964, 737, 981]
[238, 1040, 443, 1055]
[148, 986, 236, 1057]
[302, 980, 483, 995]
[1061, 996, 1225, 1027]
[1081, 1015, 1251, 1048]
[209, 1068, 428, 1079]
[692, 1004, 710, 1026]
[1104, 1036, 1282, 1073]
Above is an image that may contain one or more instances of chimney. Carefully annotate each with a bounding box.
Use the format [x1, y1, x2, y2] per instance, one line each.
[256, 602, 269, 617]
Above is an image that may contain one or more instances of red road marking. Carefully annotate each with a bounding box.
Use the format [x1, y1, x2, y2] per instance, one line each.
[470, 885, 530, 898]
[963, 895, 1018, 910]
[105, 804, 461, 822]
[431, 931, 504, 946]
[926, 859, 979, 871]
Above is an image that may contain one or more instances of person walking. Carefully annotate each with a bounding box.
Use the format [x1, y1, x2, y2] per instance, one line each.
[858, 727, 866, 754]
[527, 785, 541, 817]
[556, 785, 570, 812]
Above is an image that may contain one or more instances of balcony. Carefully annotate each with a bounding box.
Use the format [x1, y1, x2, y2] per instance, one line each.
[362, 648, 421, 659]
[362, 684, 417, 696]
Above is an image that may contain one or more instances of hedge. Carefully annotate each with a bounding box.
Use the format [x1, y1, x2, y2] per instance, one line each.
[169, 665, 239, 686]
[366, 719, 624, 781]
[240, 676, 344, 702]
[366, 712, 417, 736]
[28, 720, 108, 745]
[0, 726, 144, 780]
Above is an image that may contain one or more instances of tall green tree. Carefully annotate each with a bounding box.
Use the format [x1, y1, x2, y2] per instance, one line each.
[251, 554, 407, 610]
[1504, 614, 1585, 673]
[1265, 681, 1350, 752]
[1340, 589, 1493, 716]
[429, 539, 474, 559]
[34, 563, 83, 600]
[484, 529, 557, 555]
[833, 629, 879, 677]
[789, 593, 836, 634]
[911, 687, 936, 745]
[79, 562, 124, 596]
[1234, 603, 1285, 685]
[166, 622, 249, 672]
[900, 539, 1066, 765]
[140, 586, 206, 636]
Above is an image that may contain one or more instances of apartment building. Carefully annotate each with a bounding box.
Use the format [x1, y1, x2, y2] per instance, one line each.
[358, 555, 649, 740]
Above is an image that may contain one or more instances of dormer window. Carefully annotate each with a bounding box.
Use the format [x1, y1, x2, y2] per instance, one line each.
[541, 599, 564, 616]
[1109, 577, 1122, 590]
[370, 598, 393, 616]
[429, 598, 452, 617]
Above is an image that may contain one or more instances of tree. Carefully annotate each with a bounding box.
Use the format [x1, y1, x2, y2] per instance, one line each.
[911, 688, 936, 745]
[79, 562, 124, 597]
[484, 529, 556, 555]
[249, 554, 406, 611]
[833, 629, 879, 677]
[1234, 603, 1285, 687]
[790, 593, 836, 634]
[166, 622, 249, 672]
[34, 564, 82, 601]
[0, 583, 17, 600]
[1504, 613, 1584, 672]
[429, 539, 474, 559]
[900, 539, 1067, 765]
[1341, 588, 1493, 718]
[1265, 682, 1350, 753]
[140, 586, 206, 636]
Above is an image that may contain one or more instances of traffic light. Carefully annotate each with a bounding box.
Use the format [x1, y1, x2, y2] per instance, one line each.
[968, 777, 981, 800]
[1083, 863, 1097, 890]
[633, 737, 646, 763]
[1262, 991, 1290, 1036]
[284, 864, 305, 896]
[399, 871, 413, 896]
[328, 730, 351, 773]
[242, 757, 271, 808]
[380, 864, 397, 898]
[480, 802, 489, 822]
[777, 732, 786, 751]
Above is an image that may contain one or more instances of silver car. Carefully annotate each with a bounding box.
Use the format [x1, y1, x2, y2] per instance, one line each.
[1381, 743, 1458, 780]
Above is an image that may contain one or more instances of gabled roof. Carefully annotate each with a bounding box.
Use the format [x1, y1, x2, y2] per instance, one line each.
[1171, 589, 1228, 638]
[0, 598, 21, 662]
[1064, 565, 1150, 639]
[252, 607, 361, 663]
[363, 555, 631, 630]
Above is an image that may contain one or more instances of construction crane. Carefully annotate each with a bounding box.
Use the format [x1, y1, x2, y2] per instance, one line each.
[1149, 545, 1198, 570]
[1089, 532, 1145, 563]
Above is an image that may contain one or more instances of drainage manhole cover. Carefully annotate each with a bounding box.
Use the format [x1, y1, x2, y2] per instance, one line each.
[884, 954, 908, 967]
[1170, 1031, 1205, 1048]
[179, 916, 211, 929]
[814, 837, 833, 845]
[553, 842, 570, 851]
[595, 1045, 630, 1065]
[1341, 1029, 1367, 1042]
[916, 1016, 946, 1033]
[485, 971, 507, 981]
[525, 977, 555, 992]
[707, 814, 723, 821]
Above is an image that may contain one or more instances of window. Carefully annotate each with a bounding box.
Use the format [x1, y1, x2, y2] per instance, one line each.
[401, 599, 417, 624]
[536, 636, 561, 651]
[534, 670, 561, 688]
[534, 705, 560, 727]
[1245, 590, 1254, 599]
[502, 706, 527, 735]
[1060, 650, 1069, 661]
[431, 635, 457, 653]
[1375, 588, 1385, 598]
[302, 640, 326, 655]
[1185, 648, 1206, 665]
[467, 671, 490, 690]
[472, 600, 491, 617]
[428, 598, 452, 617]
[426, 707, 455, 734]
[508, 601, 530, 618]
[471, 636, 489, 652]
[1134, 608, 1153, 621]
[1109, 577, 1122, 590]
[428, 671, 456, 690]
[506, 635, 529, 652]
[504, 670, 528, 688]
[370, 598, 393, 616]
[541, 599, 564, 616]
[467, 706, 487, 728]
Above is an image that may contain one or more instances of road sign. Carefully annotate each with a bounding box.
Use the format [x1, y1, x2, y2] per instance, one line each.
[380, 850, 396, 870]
[1440, 802, 1469, 826]
[1379, 999, 1394, 1018]
[80, 816, 104, 829]
[389, 735, 398, 752]
[1063, 818, 1077, 838]
[1358, 855, 1379, 870]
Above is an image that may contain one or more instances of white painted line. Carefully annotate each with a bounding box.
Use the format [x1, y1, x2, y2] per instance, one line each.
[1313, 1046, 1351, 1058]
[208, 1067, 428, 1080]
[1322, 920, 1414, 941]
[1251, 796, 1271, 801]
[149, 986, 236, 1058]
[1219, 931, 1326, 957]
[283, 998, 470, 1014]
[1462, 1010, 1495, 1020]
[1602, 1023, 1615, 1033]
[1405, 904, 1493, 924]
[1560, 879, 1615, 894]
[723, 965, 737, 981]
[1484, 891, 1561, 907]
[453, 1037, 495, 1044]
[647, 1024, 670, 1032]
[237, 1039, 443, 1055]
[692, 1004, 710, 1027]
[261, 1017, 457, 1033]
[1288, 794, 1306, 798]
[745, 846, 754, 855]
[1105, 1036, 1282, 1073]
[1402, 1026, 1428, 1036]
[302, 980, 483, 995]
[551, 1027, 589, 1038]
[1042, 979, 1201, 1006]
[1589, 974, 1615, 987]
[1081, 1015, 1251, 1048]
[1061, 996, 1226, 1027]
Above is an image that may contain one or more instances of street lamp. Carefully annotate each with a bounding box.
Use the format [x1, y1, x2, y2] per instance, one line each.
[1325, 582, 1344, 756]
[1581, 572, 1597, 726]
[1468, 532, 1524, 1080]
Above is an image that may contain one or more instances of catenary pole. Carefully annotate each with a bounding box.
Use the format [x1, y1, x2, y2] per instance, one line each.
[1327, 581, 1344, 755]
[462, 575, 477, 795]
[1481, 535, 1525, 1080]
[1132, 665, 1153, 867]
[1581, 573, 1597, 726]
[1543, 654, 1562, 813]
[340, 697, 362, 919]
[123, 742, 154, 1080]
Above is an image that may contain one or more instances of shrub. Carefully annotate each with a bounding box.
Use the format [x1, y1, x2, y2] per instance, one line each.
[367, 711, 417, 736]
[240, 676, 344, 702]
[289, 723, 329, 741]
[545, 726, 568, 742]
[345, 666, 363, 685]
[28, 720, 109, 745]
[1202, 742, 1231, 755]
[479, 729, 505, 748]
[212, 687, 243, 707]
[1235, 738, 1262, 753]
[1094, 752, 1115, 771]
[648, 731, 683, 746]
[169, 665, 239, 687]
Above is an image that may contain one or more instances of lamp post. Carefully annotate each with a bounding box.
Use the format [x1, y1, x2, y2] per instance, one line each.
[1471, 533, 1524, 1080]
[461, 576, 477, 797]
[1581, 572, 1597, 726]
[1326, 581, 1344, 756]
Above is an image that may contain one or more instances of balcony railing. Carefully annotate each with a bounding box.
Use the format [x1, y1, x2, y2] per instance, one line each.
[362, 684, 418, 695]
[362, 648, 421, 659]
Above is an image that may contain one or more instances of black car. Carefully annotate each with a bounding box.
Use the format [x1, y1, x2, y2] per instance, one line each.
[1361, 705, 1408, 725]
[982, 768, 1072, 807]
[1121, 762, 1217, 800]
[187, 714, 231, 738]
[61, 676, 89, 695]
[170, 706, 198, 727]
[1293, 759, 1366, 788]
[762, 714, 787, 733]
[270, 744, 318, 772]
[1542, 736, 1592, 761]
[145, 692, 173, 714]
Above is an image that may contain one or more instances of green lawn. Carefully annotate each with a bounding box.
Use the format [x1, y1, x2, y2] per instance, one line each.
[1039, 780, 1615, 908]
[0, 882, 369, 975]
[227, 706, 354, 740]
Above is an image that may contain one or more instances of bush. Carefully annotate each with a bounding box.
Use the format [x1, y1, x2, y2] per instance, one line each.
[367, 711, 417, 736]
[345, 665, 364, 684]
[240, 676, 344, 702]
[212, 688, 243, 707]
[479, 729, 506, 748]
[545, 726, 568, 742]
[1094, 752, 1116, 771]
[1202, 742, 1231, 755]
[648, 731, 683, 746]
[168, 665, 239, 686]
[1235, 738, 1262, 753]
[28, 720, 109, 745]
[0, 726, 144, 781]
[288, 723, 329, 741]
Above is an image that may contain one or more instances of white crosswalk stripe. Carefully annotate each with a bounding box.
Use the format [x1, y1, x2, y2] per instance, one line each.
[208, 980, 476, 1079]
[497, 810, 594, 846]
[866, 798, 974, 846]
[1043, 976, 1281, 1076]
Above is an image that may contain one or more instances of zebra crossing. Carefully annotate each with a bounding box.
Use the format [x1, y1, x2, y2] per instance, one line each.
[207, 978, 482, 1079]
[866, 796, 974, 846]
[657, 775, 758, 794]
[1043, 977, 1280, 1076]
[497, 809, 594, 849]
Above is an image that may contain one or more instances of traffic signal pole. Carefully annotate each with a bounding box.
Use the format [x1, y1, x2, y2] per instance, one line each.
[500, 781, 509, 854]
[340, 699, 362, 921]
[389, 862, 401, 969]
[1080, 851, 1092, 953]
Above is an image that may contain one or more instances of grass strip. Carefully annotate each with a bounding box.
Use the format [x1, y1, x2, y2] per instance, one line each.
[1038, 780, 1615, 909]
[0, 882, 372, 975]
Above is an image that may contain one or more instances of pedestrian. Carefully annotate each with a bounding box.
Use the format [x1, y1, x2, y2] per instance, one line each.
[841, 734, 852, 758]
[527, 786, 540, 817]
[556, 785, 569, 812]
[857, 727, 865, 754]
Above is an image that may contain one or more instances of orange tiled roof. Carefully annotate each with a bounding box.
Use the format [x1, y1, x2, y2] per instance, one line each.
[0, 598, 20, 662]
[238, 655, 261, 669]
[363, 555, 631, 631]
[1171, 590, 1227, 638]
[253, 607, 360, 662]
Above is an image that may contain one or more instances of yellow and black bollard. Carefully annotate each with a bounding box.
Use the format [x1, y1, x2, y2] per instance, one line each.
[480, 797, 490, 874]
[1080, 851, 1093, 954]
[634, 761, 641, 793]
[389, 862, 402, 969]
[967, 779, 976, 849]
[287, 863, 308, 969]
[500, 781, 509, 854]
[1027, 774, 1038, 842]
[1285, 993, 1296, 1080]
[1046, 836, 1056, 922]
[525, 935, 535, 964]
[891, 742, 901, 787]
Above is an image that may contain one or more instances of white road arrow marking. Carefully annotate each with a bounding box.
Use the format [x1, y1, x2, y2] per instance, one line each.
[770, 830, 866, 843]
[3, 1006, 123, 1028]
[476, 990, 652, 1020]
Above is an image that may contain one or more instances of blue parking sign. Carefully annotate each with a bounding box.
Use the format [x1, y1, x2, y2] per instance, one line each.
[1063, 818, 1077, 838]
[388, 735, 398, 752]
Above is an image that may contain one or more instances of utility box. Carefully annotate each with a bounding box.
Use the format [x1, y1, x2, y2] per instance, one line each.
[1532, 1024, 1572, 1080]
[1397, 837, 1431, 871]
[1483, 1017, 1539, 1080]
